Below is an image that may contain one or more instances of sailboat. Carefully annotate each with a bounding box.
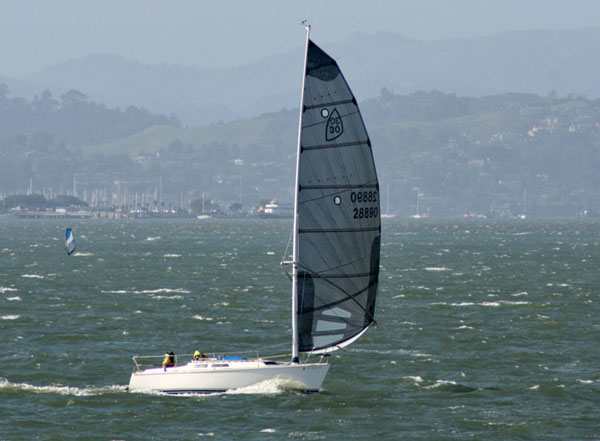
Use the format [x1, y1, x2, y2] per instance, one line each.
[518, 188, 527, 219]
[65, 228, 76, 255]
[411, 191, 428, 219]
[128, 25, 381, 393]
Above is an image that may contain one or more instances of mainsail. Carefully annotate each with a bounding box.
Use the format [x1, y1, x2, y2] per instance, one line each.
[65, 228, 76, 255]
[294, 39, 380, 354]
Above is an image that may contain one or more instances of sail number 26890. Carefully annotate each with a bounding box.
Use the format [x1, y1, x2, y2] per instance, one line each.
[350, 191, 378, 219]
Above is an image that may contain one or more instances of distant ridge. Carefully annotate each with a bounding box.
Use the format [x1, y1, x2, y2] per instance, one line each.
[8, 27, 600, 125]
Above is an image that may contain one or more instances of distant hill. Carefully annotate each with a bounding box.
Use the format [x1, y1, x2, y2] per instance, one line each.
[78, 90, 600, 217]
[9, 27, 600, 126]
[0, 86, 179, 148]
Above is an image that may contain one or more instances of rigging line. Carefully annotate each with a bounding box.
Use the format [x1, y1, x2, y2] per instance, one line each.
[281, 227, 295, 282]
[297, 262, 378, 325]
[282, 226, 294, 264]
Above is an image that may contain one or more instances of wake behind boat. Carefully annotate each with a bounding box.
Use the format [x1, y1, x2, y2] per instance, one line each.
[128, 25, 380, 394]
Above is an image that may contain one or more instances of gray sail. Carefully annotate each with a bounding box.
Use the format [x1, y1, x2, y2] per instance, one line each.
[296, 40, 380, 353]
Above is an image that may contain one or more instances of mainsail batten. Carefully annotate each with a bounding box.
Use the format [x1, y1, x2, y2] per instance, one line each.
[295, 38, 381, 354]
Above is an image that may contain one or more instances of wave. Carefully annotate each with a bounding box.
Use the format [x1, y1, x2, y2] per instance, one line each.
[1, 315, 20, 320]
[403, 376, 424, 383]
[73, 252, 94, 256]
[423, 380, 479, 393]
[193, 315, 214, 321]
[134, 288, 190, 294]
[163, 254, 181, 258]
[425, 267, 451, 272]
[21, 274, 44, 279]
[0, 287, 18, 293]
[0, 378, 126, 396]
[6, 296, 22, 301]
[145, 236, 161, 241]
[430, 301, 529, 308]
[576, 379, 595, 384]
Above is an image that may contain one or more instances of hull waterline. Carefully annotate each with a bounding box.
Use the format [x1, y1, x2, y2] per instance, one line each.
[128, 360, 330, 393]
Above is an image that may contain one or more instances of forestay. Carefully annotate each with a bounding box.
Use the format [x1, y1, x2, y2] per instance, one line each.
[296, 40, 380, 353]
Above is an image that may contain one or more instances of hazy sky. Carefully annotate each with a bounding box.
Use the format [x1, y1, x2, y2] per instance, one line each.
[1, 0, 600, 78]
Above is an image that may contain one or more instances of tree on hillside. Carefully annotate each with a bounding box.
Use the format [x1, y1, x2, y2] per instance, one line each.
[61, 89, 87, 106]
[49, 195, 89, 207]
[1, 194, 50, 209]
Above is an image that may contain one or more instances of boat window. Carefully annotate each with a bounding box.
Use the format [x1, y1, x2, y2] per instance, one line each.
[211, 363, 229, 368]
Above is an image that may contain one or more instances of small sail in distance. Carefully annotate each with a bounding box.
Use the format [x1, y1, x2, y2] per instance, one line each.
[65, 228, 76, 255]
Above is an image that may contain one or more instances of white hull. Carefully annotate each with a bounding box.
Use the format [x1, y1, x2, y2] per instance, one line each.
[128, 359, 330, 393]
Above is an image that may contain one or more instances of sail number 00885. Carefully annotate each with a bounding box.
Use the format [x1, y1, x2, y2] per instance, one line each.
[350, 191, 378, 219]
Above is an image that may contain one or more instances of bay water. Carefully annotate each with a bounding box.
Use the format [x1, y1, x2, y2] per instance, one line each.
[1, 218, 598, 440]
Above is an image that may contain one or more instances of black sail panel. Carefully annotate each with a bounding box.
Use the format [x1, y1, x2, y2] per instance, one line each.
[296, 40, 380, 353]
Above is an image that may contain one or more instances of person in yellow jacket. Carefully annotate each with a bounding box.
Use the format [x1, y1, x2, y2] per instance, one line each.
[162, 351, 175, 370]
[193, 350, 205, 360]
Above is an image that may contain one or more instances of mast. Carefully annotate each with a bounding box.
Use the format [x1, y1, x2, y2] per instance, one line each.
[291, 23, 311, 363]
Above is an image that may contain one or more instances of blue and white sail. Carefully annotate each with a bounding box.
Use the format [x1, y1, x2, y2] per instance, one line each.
[65, 228, 76, 255]
[291, 31, 381, 357]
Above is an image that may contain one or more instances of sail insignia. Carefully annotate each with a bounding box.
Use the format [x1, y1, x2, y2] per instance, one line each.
[295, 40, 380, 354]
[325, 108, 344, 141]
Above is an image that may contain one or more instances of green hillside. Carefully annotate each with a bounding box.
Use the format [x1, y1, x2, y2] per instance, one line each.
[2, 90, 600, 217]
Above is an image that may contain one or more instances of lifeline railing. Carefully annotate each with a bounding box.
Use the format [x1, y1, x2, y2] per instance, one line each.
[131, 344, 328, 372]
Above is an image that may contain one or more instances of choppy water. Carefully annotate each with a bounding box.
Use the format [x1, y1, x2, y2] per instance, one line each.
[1, 218, 598, 440]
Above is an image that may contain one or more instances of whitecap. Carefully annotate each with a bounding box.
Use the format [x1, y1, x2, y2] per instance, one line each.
[101, 290, 129, 294]
[424, 380, 457, 389]
[151, 295, 183, 300]
[73, 252, 94, 256]
[528, 385, 540, 390]
[511, 291, 528, 297]
[134, 288, 190, 294]
[403, 376, 423, 383]
[163, 254, 181, 258]
[7, 296, 22, 301]
[193, 315, 214, 321]
[425, 267, 451, 272]
[577, 379, 594, 384]
[2, 315, 20, 320]
[0, 287, 17, 293]
[21, 274, 44, 279]
[260, 429, 276, 433]
[145, 237, 161, 241]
